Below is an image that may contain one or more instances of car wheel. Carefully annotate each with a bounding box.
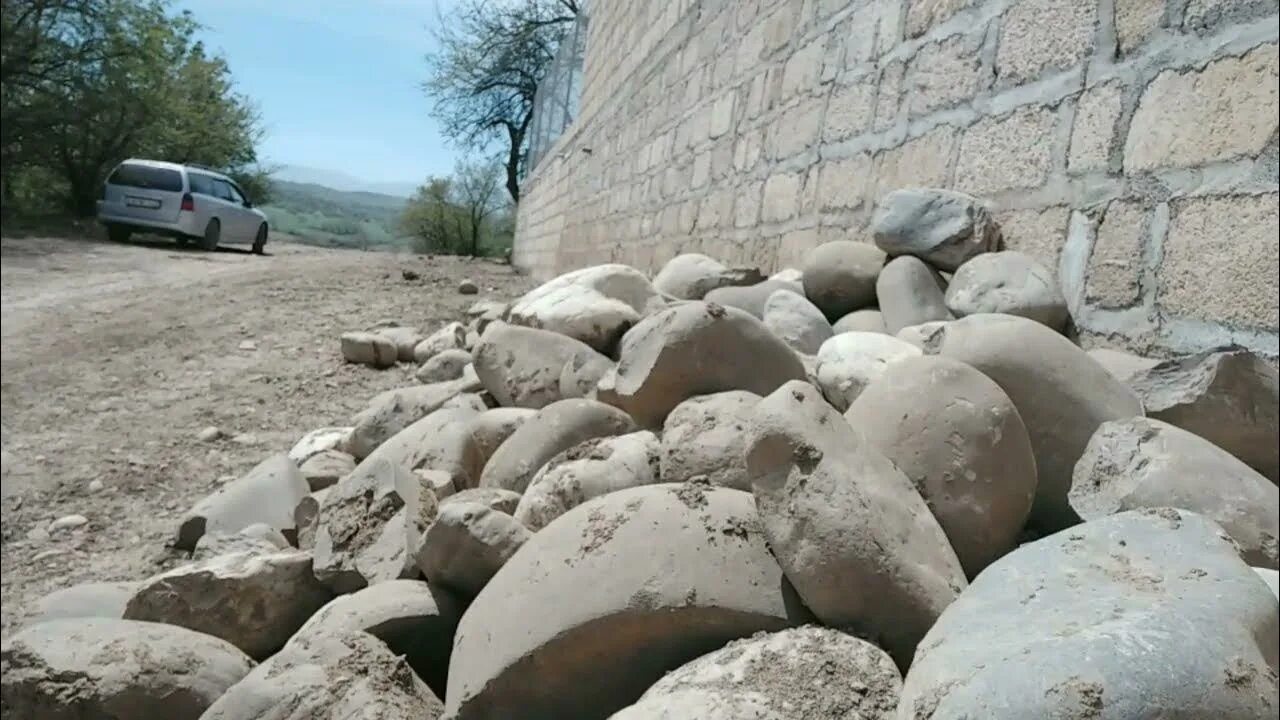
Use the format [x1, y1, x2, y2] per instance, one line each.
[252, 224, 267, 255]
[107, 225, 131, 243]
[200, 219, 220, 251]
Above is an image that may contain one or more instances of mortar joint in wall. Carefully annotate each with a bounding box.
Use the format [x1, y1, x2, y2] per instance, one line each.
[977, 14, 1001, 90]
[1088, 15, 1279, 91]
[877, 0, 1003, 67]
[1137, 201, 1171, 312]
[1165, 0, 1194, 29]
[1051, 98, 1079, 178]
[1090, 0, 1120, 75]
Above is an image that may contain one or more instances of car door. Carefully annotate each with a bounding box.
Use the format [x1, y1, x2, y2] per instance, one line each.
[186, 172, 219, 232]
[224, 181, 259, 241]
[213, 179, 251, 243]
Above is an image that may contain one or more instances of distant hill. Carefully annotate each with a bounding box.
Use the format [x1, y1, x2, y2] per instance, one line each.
[273, 165, 418, 198]
[262, 179, 414, 251]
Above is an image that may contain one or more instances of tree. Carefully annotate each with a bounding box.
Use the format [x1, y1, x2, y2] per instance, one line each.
[400, 177, 468, 255]
[423, 0, 578, 204]
[1, 0, 114, 205]
[227, 165, 275, 207]
[1, 0, 264, 217]
[1, 1, 106, 89]
[453, 158, 503, 256]
[399, 159, 509, 257]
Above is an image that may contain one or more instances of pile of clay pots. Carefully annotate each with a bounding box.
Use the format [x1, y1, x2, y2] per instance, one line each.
[4, 188, 1277, 720]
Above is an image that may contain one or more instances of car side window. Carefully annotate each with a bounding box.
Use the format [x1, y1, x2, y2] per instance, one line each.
[225, 183, 246, 205]
[213, 180, 236, 202]
[189, 173, 214, 196]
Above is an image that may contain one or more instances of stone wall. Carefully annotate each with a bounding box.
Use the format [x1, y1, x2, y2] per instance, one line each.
[513, 0, 1280, 359]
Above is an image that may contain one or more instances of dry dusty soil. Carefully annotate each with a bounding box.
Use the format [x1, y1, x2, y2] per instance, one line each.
[0, 233, 533, 635]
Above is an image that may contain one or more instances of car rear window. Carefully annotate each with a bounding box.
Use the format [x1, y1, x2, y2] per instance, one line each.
[108, 164, 183, 192]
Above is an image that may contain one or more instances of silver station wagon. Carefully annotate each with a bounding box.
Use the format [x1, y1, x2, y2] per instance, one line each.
[97, 158, 269, 253]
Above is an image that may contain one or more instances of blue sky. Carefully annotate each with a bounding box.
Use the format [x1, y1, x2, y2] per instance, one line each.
[177, 0, 461, 187]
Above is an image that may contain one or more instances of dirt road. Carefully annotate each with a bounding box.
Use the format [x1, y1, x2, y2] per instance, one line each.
[0, 233, 532, 634]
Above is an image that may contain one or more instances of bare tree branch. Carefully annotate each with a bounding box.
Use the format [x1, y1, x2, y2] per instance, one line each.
[422, 0, 578, 203]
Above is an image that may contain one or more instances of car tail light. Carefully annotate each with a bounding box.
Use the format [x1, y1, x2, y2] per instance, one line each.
[180, 193, 195, 212]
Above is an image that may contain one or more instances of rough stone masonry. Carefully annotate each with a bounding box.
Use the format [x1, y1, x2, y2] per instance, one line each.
[514, 0, 1280, 361]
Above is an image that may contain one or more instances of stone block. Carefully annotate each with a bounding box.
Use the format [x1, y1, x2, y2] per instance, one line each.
[875, 0, 905, 56]
[997, 0, 1096, 84]
[908, 31, 987, 115]
[799, 164, 822, 216]
[816, 0, 851, 21]
[679, 200, 699, 234]
[1125, 44, 1278, 171]
[764, 2, 799, 54]
[736, 0, 762, 30]
[781, 36, 826, 98]
[701, 188, 732, 229]
[954, 105, 1057, 196]
[735, 181, 765, 228]
[692, 104, 715, 145]
[737, 24, 767, 77]
[650, 132, 673, 168]
[994, 206, 1070, 275]
[674, 119, 694, 155]
[823, 75, 876, 142]
[661, 165, 687, 199]
[691, 152, 711, 189]
[1184, 0, 1277, 33]
[733, 129, 764, 172]
[744, 73, 767, 119]
[820, 28, 844, 84]
[711, 138, 736, 179]
[765, 67, 788, 113]
[769, 97, 825, 159]
[818, 154, 874, 211]
[660, 205, 681, 237]
[763, 172, 804, 223]
[1068, 82, 1124, 172]
[629, 243, 654, 274]
[1115, 0, 1165, 54]
[712, 52, 736, 89]
[682, 71, 703, 112]
[777, 228, 822, 269]
[841, 12, 878, 66]
[906, 0, 978, 37]
[875, 125, 958, 196]
[1159, 193, 1279, 329]
[684, 40, 705, 77]
[709, 92, 736, 139]
[1087, 200, 1150, 308]
[745, 234, 783, 271]
[874, 61, 905, 131]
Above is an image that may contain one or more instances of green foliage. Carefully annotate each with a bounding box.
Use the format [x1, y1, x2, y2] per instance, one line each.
[2, 164, 67, 218]
[400, 178, 469, 255]
[261, 180, 412, 252]
[226, 165, 274, 206]
[1, 0, 263, 218]
[399, 158, 511, 257]
[319, 217, 360, 236]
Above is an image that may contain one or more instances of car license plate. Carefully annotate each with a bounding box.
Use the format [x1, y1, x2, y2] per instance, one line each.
[126, 196, 161, 209]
